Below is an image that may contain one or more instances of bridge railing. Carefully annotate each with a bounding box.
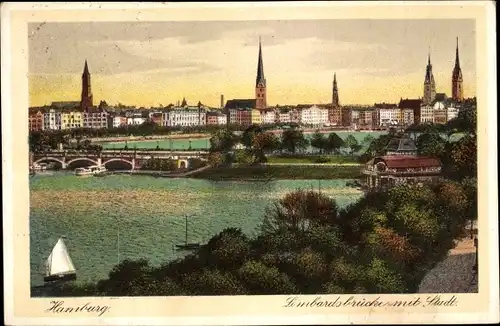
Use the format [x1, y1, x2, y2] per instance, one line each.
[33, 149, 209, 157]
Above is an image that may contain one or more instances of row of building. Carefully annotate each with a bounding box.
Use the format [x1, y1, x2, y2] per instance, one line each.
[28, 94, 475, 132]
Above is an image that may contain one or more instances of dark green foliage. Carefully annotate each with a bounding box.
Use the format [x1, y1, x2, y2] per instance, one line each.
[140, 158, 177, 171]
[325, 133, 345, 154]
[280, 129, 309, 154]
[310, 131, 327, 153]
[187, 158, 207, 170]
[209, 129, 239, 153]
[313, 156, 330, 163]
[241, 124, 263, 148]
[191, 165, 363, 180]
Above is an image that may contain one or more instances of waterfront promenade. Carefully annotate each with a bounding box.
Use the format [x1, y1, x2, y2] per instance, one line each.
[418, 238, 478, 293]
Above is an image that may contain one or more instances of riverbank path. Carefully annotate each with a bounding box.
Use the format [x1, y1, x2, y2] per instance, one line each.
[418, 238, 478, 293]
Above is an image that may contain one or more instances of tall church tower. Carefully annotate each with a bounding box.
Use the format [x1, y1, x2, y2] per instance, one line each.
[81, 60, 93, 110]
[423, 50, 436, 104]
[255, 37, 267, 110]
[332, 73, 340, 106]
[452, 37, 464, 102]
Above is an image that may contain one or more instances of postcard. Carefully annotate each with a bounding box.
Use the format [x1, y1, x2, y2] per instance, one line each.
[2, 1, 498, 325]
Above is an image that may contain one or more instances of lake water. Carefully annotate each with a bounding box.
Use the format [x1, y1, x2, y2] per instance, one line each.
[101, 131, 389, 150]
[30, 173, 364, 287]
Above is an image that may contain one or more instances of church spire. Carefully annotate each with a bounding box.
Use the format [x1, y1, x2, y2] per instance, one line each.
[454, 37, 461, 69]
[83, 59, 89, 75]
[256, 36, 265, 87]
[452, 36, 464, 101]
[81, 59, 93, 110]
[332, 73, 339, 106]
[255, 37, 267, 110]
[423, 49, 436, 104]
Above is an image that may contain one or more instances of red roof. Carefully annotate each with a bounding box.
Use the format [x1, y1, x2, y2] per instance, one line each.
[375, 156, 442, 169]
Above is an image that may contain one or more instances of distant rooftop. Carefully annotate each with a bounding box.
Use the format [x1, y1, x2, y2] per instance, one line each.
[225, 99, 256, 110]
[385, 137, 417, 152]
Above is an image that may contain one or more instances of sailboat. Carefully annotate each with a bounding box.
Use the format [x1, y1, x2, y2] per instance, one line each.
[175, 215, 200, 251]
[44, 237, 77, 283]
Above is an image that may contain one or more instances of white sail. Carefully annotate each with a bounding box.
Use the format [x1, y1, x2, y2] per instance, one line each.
[46, 238, 76, 276]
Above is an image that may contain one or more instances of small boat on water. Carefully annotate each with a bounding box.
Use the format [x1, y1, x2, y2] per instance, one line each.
[44, 237, 77, 283]
[31, 163, 48, 171]
[75, 165, 107, 176]
[175, 215, 200, 251]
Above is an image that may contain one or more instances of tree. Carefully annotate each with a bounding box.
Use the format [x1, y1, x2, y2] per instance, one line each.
[234, 149, 255, 165]
[364, 258, 406, 293]
[325, 133, 344, 154]
[450, 134, 477, 179]
[201, 228, 251, 270]
[208, 152, 224, 167]
[237, 260, 298, 294]
[209, 130, 238, 153]
[261, 190, 338, 234]
[362, 135, 375, 148]
[416, 132, 446, 157]
[97, 259, 153, 296]
[180, 269, 248, 295]
[241, 124, 263, 148]
[344, 134, 361, 154]
[252, 132, 280, 155]
[310, 131, 327, 154]
[281, 129, 308, 154]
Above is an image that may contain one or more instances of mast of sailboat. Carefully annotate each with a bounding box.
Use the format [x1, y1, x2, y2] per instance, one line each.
[185, 215, 188, 245]
[117, 228, 120, 265]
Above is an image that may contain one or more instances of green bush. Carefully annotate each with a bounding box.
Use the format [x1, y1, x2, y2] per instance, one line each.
[38, 180, 476, 297]
[313, 155, 331, 163]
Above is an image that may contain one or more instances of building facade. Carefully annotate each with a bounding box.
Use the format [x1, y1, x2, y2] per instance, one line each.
[28, 109, 44, 131]
[260, 108, 276, 125]
[164, 105, 206, 127]
[83, 108, 108, 129]
[61, 110, 83, 129]
[398, 98, 422, 126]
[362, 156, 443, 191]
[43, 108, 62, 130]
[110, 115, 128, 128]
[206, 111, 227, 125]
[374, 103, 400, 127]
[149, 112, 164, 126]
[298, 105, 329, 126]
[127, 113, 146, 125]
[225, 99, 256, 126]
[420, 104, 434, 124]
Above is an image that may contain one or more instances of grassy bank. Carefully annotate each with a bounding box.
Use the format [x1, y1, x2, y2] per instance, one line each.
[191, 164, 363, 180]
[267, 155, 359, 164]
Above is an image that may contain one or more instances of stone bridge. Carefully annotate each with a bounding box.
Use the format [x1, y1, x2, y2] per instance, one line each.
[31, 150, 209, 170]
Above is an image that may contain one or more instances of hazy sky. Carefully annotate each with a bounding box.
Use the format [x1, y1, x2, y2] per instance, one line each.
[29, 20, 476, 107]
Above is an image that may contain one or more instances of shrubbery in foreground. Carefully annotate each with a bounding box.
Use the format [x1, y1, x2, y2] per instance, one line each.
[42, 179, 475, 297]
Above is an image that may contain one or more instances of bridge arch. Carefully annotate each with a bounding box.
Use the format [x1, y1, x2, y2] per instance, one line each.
[102, 158, 134, 169]
[66, 158, 99, 166]
[33, 157, 64, 165]
[177, 159, 189, 169]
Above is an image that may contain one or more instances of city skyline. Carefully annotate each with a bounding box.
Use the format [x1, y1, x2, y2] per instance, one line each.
[29, 20, 476, 108]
